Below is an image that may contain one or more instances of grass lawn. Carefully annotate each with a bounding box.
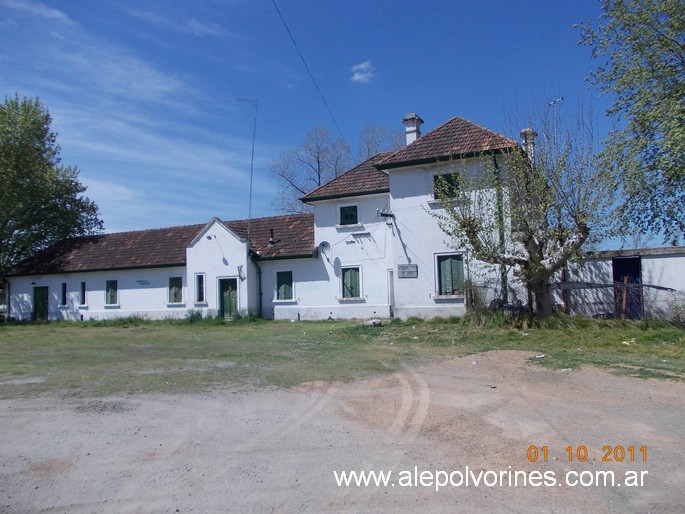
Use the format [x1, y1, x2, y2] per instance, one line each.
[0, 316, 683, 399]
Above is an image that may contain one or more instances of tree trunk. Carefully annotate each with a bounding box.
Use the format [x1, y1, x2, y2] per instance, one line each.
[530, 280, 554, 319]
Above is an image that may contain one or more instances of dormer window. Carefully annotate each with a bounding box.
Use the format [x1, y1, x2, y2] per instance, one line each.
[340, 205, 358, 225]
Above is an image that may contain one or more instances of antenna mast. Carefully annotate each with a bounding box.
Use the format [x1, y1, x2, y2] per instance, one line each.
[238, 98, 259, 247]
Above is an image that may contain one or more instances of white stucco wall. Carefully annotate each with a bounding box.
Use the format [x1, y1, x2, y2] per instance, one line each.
[269, 194, 394, 320]
[8, 266, 188, 321]
[185, 219, 251, 318]
[387, 162, 475, 318]
[561, 250, 685, 319]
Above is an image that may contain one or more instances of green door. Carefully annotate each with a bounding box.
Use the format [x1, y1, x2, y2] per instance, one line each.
[219, 279, 238, 320]
[33, 286, 49, 321]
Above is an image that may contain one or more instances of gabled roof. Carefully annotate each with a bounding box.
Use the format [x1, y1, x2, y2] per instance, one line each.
[376, 116, 518, 170]
[10, 213, 315, 276]
[300, 151, 392, 203]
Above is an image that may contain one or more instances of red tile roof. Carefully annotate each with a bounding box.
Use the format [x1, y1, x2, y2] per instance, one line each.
[300, 152, 392, 202]
[226, 213, 314, 260]
[377, 116, 518, 169]
[10, 213, 315, 276]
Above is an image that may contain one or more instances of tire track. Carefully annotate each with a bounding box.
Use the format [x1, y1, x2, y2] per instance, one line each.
[333, 367, 431, 507]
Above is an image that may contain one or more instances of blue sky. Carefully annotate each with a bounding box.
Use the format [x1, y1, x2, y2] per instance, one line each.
[1, 0, 611, 233]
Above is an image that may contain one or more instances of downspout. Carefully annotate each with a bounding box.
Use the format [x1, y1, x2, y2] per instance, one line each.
[493, 155, 508, 304]
[252, 256, 263, 318]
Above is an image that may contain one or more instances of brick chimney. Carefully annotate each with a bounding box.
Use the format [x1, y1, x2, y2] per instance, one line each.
[402, 113, 424, 145]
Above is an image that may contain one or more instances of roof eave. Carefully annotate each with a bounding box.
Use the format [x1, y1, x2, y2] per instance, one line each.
[376, 146, 517, 171]
[7, 261, 187, 278]
[301, 188, 390, 204]
[252, 250, 318, 262]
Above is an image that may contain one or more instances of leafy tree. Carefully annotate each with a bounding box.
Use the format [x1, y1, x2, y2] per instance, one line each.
[0, 95, 103, 279]
[433, 108, 614, 319]
[579, 0, 685, 242]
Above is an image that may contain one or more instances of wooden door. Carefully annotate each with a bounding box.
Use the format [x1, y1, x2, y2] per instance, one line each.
[219, 279, 238, 319]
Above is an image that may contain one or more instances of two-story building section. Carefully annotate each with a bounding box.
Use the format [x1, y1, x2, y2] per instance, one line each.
[5, 113, 535, 321]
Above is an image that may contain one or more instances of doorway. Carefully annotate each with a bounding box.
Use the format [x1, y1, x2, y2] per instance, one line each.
[612, 257, 642, 320]
[219, 278, 238, 320]
[387, 269, 395, 318]
[33, 286, 49, 321]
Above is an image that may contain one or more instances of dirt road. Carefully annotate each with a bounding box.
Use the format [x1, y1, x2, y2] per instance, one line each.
[1, 351, 683, 513]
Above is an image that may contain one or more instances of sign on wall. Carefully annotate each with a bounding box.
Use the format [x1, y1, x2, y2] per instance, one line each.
[398, 264, 418, 279]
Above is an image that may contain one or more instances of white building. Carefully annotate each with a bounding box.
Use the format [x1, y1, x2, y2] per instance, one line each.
[7, 113, 682, 322]
[557, 247, 685, 320]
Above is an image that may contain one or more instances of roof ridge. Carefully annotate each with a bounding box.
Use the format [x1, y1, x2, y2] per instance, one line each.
[225, 211, 313, 225]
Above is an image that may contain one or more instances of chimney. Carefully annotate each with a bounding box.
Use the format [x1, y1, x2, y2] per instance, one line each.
[520, 127, 537, 164]
[402, 113, 424, 145]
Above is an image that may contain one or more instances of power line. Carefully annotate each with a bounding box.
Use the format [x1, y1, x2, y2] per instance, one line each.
[271, 0, 353, 159]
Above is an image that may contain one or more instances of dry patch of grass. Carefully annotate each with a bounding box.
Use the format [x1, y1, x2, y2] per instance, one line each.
[0, 316, 682, 399]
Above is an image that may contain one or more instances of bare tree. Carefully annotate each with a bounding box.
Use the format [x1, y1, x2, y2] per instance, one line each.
[433, 106, 614, 319]
[356, 123, 404, 162]
[270, 123, 403, 213]
[269, 126, 351, 213]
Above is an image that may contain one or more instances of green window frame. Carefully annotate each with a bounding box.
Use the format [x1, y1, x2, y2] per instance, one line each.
[437, 254, 464, 295]
[342, 267, 361, 298]
[169, 276, 183, 304]
[105, 280, 118, 305]
[340, 205, 358, 225]
[276, 271, 293, 301]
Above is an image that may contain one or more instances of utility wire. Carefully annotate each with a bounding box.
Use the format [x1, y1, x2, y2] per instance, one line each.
[271, 0, 353, 159]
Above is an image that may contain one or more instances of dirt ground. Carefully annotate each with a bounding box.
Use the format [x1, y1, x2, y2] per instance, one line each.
[1, 350, 683, 513]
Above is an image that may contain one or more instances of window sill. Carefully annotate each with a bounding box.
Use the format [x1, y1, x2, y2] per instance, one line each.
[78, 304, 88, 310]
[427, 198, 461, 209]
[433, 294, 465, 301]
[335, 223, 364, 231]
[104, 304, 120, 309]
[193, 302, 208, 307]
[337, 297, 365, 303]
[273, 299, 297, 304]
[167, 303, 186, 308]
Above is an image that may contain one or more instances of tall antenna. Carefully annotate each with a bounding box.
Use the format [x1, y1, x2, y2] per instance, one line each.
[238, 98, 259, 248]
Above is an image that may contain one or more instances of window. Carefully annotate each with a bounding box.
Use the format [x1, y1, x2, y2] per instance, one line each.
[276, 271, 293, 301]
[339, 205, 358, 225]
[195, 274, 205, 303]
[436, 254, 465, 296]
[342, 267, 361, 298]
[433, 173, 460, 198]
[79, 282, 87, 306]
[60, 282, 67, 306]
[169, 276, 183, 304]
[105, 280, 118, 305]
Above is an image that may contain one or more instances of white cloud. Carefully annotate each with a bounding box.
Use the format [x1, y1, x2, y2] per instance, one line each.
[351, 61, 374, 83]
[0, 0, 71, 24]
[126, 8, 225, 38]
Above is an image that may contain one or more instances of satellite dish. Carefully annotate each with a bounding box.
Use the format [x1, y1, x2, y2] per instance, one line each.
[318, 241, 330, 250]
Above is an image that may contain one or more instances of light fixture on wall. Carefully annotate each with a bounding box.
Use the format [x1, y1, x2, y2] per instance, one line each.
[237, 265, 245, 281]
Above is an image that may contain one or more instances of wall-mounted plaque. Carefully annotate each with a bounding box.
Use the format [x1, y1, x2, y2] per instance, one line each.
[397, 264, 418, 279]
